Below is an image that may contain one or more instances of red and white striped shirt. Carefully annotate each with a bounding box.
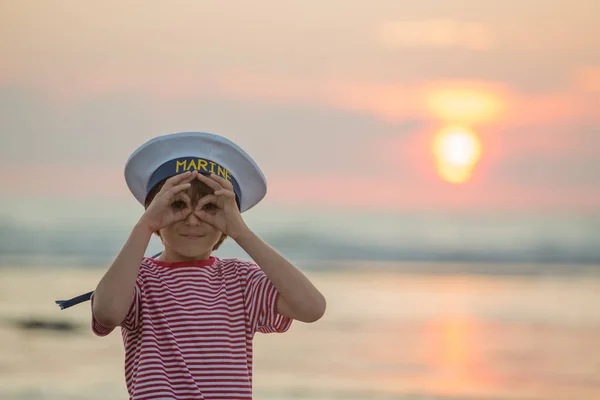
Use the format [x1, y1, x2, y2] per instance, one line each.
[91, 256, 292, 400]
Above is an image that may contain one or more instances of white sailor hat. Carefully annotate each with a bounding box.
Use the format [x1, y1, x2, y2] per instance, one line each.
[124, 132, 267, 212]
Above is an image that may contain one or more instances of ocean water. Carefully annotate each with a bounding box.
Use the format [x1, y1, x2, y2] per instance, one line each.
[1, 265, 599, 400]
[1, 198, 599, 268]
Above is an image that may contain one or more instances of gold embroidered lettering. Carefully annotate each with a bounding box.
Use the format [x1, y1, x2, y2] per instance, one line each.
[197, 159, 209, 172]
[186, 159, 197, 171]
[217, 165, 226, 179]
[175, 160, 187, 173]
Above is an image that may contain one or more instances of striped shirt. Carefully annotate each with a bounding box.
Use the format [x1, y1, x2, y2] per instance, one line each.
[91, 256, 292, 400]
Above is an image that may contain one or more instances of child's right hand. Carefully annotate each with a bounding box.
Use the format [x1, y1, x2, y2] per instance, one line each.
[139, 170, 198, 233]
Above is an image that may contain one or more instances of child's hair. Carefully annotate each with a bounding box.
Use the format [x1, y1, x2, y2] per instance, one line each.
[144, 177, 228, 251]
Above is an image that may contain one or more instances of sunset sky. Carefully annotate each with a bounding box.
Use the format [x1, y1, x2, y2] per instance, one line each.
[2, 0, 599, 214]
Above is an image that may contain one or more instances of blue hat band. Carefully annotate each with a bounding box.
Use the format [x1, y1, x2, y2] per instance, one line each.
[146, 157, 242, 208]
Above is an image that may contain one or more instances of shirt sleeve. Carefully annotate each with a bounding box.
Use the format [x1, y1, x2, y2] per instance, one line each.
[91, 278, 143, 336]
[243, 262, 293, 334]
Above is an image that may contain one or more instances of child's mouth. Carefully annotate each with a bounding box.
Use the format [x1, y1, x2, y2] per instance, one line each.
[180, 233, 204, 238]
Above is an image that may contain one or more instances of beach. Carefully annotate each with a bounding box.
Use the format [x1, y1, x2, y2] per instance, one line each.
[1, 264, 599, 400]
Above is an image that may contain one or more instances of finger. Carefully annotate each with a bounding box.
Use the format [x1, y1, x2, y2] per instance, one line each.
[164, 182, 192, 199]
[174, 207, 193, 221]
[196, 173, 222, 191]
[214, 189, 236, 199]
[159, 171, 197, 193]
[194, 209, 217, 227]
[195, 194, 219, 210]
[209, 174, 234, 191]
[171, 193, 193, 222]
[174, 191, 192, 208]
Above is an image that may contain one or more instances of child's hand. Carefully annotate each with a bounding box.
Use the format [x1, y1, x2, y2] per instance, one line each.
[139, 171, 197, 233]
[193, 173, 248, 240]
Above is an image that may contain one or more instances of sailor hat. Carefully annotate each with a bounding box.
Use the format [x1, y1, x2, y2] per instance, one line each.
[125, 131, 267, 212]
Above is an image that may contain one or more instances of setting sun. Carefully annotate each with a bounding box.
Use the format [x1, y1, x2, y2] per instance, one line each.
[433, 127, 482, 184]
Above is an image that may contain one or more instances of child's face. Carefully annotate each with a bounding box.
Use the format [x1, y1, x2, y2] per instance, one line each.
[158, 190, 223, 261]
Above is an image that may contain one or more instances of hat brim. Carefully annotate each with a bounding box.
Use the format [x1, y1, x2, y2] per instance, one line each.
[124, 132, 267, 213]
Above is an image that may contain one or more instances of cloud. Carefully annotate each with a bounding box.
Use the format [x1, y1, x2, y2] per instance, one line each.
[573, 66, 600, 93]
[504, 90, 600, 126]
[265, 171, 600, 213]
[490, 153, 600, 188]
[0, 86, 161, 165]
[0, 163, 127, 198]
[376, 19, 493, 51]
[214, 73, 600, 131]
[0, 84, 418, 177]
[11, 63, 597, 130]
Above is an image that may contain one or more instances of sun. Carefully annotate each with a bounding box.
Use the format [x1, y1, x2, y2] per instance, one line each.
[433, 127, 482, 184]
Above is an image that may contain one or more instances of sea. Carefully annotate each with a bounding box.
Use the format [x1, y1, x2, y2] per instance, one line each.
[0, 198, 599, 399]
[1, 198, 599, 269]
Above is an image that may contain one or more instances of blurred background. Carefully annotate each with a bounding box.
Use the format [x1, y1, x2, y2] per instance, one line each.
[1, 1, 599, 399]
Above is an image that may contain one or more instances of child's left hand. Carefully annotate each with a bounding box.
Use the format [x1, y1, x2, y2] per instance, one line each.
[194, 173, 249, 240]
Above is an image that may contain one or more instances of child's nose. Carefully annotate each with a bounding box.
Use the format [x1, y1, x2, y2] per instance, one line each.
[185, 211, 202, 226]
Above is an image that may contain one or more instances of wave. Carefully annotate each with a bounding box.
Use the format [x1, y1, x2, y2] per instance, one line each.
[1, 222, 599, 271]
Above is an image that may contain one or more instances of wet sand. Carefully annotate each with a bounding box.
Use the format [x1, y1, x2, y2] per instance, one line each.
[1, 265, 599, 399]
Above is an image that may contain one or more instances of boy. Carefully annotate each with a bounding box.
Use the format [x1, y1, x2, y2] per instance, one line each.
[56, 132, 326, 399]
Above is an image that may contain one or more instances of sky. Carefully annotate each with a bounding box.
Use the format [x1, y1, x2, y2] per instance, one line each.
[1, 0, 600, 216]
